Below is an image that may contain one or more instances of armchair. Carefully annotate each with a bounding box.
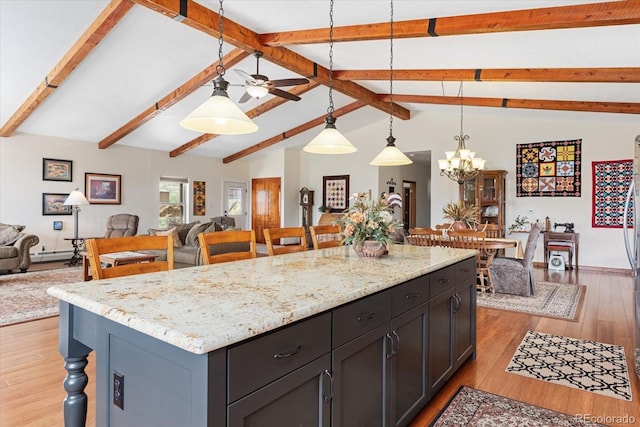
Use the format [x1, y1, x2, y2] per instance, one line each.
[104, 214, 139, 238]
[0, 224, 39, 273]
[489, 222, 543, 296]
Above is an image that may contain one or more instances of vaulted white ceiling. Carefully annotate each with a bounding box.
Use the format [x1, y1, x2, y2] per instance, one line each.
[1, 0, 638, 162]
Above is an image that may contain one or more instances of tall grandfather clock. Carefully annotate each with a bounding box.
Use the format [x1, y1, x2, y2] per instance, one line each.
[300, 187, 314, 248]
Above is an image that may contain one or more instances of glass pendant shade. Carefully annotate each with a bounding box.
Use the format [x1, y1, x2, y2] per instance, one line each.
[303, 114, 357, 154]
[180, 76, 257, 135]
[370, 135, 412, 166]
[246, 85, 269, 98]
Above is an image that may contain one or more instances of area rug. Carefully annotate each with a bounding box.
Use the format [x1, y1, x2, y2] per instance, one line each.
[507, 330, 632, 401]
[477, 281, 585, 320]
[0, 267, 83, 326]
[430, 386, 606, 426]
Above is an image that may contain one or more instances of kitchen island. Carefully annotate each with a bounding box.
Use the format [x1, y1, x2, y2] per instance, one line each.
[48, 244, 477, 427]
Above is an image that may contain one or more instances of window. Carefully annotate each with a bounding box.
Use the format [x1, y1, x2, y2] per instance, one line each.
[159, 177, 188, 227]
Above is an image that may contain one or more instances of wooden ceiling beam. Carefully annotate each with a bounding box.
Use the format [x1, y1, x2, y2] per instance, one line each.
[98, 48, 249, 149]
[334, 67, 640, 83]
[223, 101, 365, 164]
[381, 94, 640, 115]
[261, 1, 640, 45]
[0, 0, 134, 137]
[170, 81, 321, 157]
[132, 0, 410, 120]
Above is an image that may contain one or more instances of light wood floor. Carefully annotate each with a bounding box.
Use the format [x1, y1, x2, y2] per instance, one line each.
[1, 266, 638, 426]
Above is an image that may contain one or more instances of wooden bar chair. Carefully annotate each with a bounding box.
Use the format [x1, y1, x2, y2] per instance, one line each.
[406, 228, 443, 247]
[478, 222, 503, 238]
[447, 230, 495, 293]
[198, 230, 257, 264]
[85, 235, 174, 280]
[309, 224, 342, 250]
[263, 227, 308, 256]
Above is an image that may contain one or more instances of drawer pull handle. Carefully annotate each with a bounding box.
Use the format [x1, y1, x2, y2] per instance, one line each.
[322, 370, 334, 402]
[461, 268, 470, 273]
[273, 345, 301, 359]
[357, 312, 375, 321]
[438, 278, 449, 284]
[405, 291, 421, 300]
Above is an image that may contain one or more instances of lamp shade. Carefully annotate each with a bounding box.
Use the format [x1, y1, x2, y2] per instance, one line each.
[303, 115, 357, 154]
[64, 190, 89, 206]
[180, 94, 258, 135]
[246, 85, 269, 98]
[370, 135, 413, 166]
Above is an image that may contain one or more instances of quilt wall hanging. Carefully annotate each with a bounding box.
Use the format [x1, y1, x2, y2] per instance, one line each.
[592, 159, 633, 228]
[516, 139, 582, 197]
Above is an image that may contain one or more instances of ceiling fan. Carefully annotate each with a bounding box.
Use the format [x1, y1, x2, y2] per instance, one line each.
[234, 51, 310, 103]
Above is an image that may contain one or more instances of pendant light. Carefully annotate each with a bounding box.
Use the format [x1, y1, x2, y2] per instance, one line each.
[370, 0, 412, 166]
[303, 0, 357, 154]
[437, 82, 485, 184]
[179, 0, 258, 135]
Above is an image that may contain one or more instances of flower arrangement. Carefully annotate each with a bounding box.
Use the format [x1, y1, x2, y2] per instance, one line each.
[339, 192, 401, 247]
[442, 201, 480, 228]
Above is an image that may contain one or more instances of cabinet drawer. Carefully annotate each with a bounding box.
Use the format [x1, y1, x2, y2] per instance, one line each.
[391, 275, 429, 317]
[333, 290, 391, 348]
[456, 257, 476, 283]
[430, 264, 455, 298]
[227, 312, 331, 403]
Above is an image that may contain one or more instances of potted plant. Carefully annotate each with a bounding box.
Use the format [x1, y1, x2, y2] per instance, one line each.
[318, 204, 332, 213]
[508, 215, 530, 234]
[338, 192, 401, 257]
[442, 201, 480, 229]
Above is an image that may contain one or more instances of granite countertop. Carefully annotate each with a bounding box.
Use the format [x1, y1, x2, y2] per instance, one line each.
[48, 245, 475, 355]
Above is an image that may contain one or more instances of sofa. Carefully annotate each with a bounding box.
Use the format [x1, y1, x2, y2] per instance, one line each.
[149, 217, 249, 269]
[0, 223, 39, 273]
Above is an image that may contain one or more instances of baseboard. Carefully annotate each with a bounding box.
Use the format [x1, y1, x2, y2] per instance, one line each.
[30, 250, 73, 263]
[532, 261, 632, 276]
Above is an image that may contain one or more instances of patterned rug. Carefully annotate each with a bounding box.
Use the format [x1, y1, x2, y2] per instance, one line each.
[0, 267, 83, 326]
[430, 386, 606, 426]
[477, 281, 585, 320]
[507, 330, 632, 401]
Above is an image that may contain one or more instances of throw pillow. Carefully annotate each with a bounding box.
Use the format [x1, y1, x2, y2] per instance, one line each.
[149, 227, 183, 248]
[0, 225, 22, 246]
[185, 222, 212, 247]
[174, 221, 199, 246]
[0, 223, 25, 232]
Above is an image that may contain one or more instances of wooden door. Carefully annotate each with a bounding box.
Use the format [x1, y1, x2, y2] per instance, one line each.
[251, 177, 281, 244]
[403, 181, 417, 232]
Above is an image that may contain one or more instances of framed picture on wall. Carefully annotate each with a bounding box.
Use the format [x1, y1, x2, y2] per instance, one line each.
[42, 193, 72, 215]
[323, 175, 349, 213]
[85, 173, 121, 204]
[42, 158, 72, 181]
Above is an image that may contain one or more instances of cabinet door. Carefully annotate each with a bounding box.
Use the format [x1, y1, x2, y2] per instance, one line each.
[227, 354, 331, 427]
[454, 278, 476, 367]
[332, 323, 389, 427]
[428, 288, 455, 395]
[389, 303, 429, 427]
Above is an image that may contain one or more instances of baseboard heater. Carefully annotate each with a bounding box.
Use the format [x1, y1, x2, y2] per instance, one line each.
[30, 250, 74, 262]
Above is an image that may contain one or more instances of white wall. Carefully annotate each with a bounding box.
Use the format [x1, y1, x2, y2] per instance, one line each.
[296, 107, 638, 270]
[0, 133, 250, 254]
[2, 105, 637, 270]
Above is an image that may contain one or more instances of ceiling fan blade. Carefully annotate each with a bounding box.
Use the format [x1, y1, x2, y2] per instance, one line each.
[235, 69, 258, 85]
[269, 88, 302, 102]
[269, 78, 310, 88]
[238, 91, 253, 104]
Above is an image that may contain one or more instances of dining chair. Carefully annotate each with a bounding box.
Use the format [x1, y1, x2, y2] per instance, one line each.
[447, 230, 495, 293]
[263, 227, 308, 256]
[85, 235, 174, 280]
[198, 230, 257, 264]
[309, 224, 342, 250]
[478, 222, 503, 238]
[406, 228, 443, 247]
[490, 222, 543, 296]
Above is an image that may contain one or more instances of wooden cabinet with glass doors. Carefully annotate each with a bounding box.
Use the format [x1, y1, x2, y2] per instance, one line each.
[459, 170, 507, 237]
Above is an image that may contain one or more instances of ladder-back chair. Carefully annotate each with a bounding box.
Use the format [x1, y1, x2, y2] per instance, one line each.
[447, 230, 495, 293]
[406, 228, 443, 247]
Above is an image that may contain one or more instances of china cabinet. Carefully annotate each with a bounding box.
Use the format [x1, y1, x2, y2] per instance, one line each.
[459, 170, 507, 237]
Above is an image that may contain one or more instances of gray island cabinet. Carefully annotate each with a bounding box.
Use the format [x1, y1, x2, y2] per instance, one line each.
[48, 245, 477, 427]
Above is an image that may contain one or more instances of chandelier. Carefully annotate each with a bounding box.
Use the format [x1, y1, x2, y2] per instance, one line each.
[438, 82, 485, 184]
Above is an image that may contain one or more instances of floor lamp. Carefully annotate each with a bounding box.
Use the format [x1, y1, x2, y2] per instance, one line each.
[64, 189, 89, 266]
